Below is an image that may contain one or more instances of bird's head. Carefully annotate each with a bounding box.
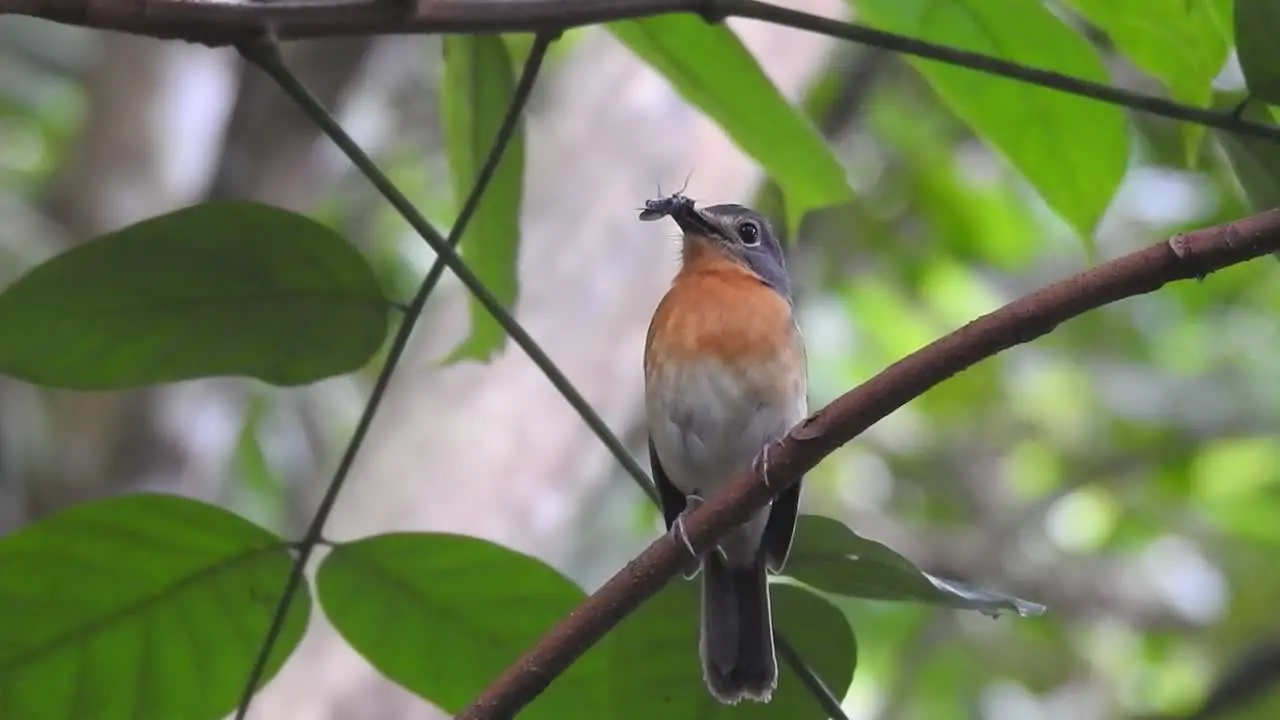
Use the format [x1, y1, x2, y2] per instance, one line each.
[652, 198, 791, 300]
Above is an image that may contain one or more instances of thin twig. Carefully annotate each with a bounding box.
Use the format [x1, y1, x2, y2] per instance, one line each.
[1138, 640, 1280, 720]
[231, 31, 560, 717]
[7, 0, 1280, 143]
[777, 635, 848, 719]
[455, 210, 1280, 719]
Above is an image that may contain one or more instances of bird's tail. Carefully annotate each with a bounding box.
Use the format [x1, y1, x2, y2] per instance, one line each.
[699, 550, 778, 704]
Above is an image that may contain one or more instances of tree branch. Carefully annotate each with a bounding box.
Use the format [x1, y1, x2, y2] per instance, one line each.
[456, 209, 1280, 720]
[3, 0, 695, 43]
[1181, 639, 1280, 720]
[8, 0, 1280, 143]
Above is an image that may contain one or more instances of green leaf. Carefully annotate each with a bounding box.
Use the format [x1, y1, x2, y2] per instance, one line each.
[851, 0, 1129, 238]
[1063, 0, 1232, 163]
[0, 493, 307, 720]
[1192, 436, 1280, 543]
[597, 580, 856, 718]
[1237, 0, 1280, 105]
[0, 200, 388, 389]
[441, 35, 525, 362]
[318, 534, 856, 719]
[315, 533, 610, 719]
[786, 515, 1046, 617]
[609, 16, 852, 233]
[1214, 99, 1280, 211]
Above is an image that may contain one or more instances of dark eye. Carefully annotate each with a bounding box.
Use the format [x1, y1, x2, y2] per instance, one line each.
[737, 221, 761, 246]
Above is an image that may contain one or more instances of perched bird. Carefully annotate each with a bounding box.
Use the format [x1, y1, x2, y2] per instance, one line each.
[641, 197, 807, 704]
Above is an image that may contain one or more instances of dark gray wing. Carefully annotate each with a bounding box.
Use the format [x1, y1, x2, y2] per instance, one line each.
[648, 439, 687, 530]
[762, 479, 802, 573]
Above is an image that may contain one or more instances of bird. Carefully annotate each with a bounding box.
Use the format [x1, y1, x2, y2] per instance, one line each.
[640, 195, 807, 704]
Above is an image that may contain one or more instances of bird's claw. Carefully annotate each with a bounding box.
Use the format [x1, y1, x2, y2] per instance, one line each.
[671, 495, 704, 580]
[754, 444, 772, 489]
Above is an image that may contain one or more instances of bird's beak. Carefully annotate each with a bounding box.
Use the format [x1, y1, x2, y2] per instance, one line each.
[669, 203, 723, 239]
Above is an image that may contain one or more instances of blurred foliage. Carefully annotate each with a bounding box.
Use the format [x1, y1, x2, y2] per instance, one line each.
[1066, 0, 1232, 162]
[853, 0, 1130, 241]
[2, 1, 1280, 719]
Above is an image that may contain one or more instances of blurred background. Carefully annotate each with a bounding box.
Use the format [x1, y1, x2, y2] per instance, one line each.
[2, 0, 1279, 718]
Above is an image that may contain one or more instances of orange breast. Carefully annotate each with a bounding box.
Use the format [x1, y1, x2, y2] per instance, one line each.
[645, 256, 801, 383]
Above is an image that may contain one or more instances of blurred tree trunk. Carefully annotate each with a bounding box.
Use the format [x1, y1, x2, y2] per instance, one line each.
[245, 5, 842, 717]
[20, 36, 233, 517]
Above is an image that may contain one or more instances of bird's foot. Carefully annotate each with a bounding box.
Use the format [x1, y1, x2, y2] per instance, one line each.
[753, 444, 772, 489]
[671, 494, 705, 580]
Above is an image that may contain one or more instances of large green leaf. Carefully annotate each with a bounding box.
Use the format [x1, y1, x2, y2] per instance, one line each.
[609, 16, 853, 233]
[786, 515, 1045, 617]
[441, 35, 525, 362]
[1237, 0, 1280, 105]
[318, 533, 855, 718]
[0, 200, 388, 389]
[1064, 0, 1232, 163]
[596, 580, 855, 718]
[315, 533, 610, 719]
[851, 0, 1128, 238]
[0, 493, 307, 719]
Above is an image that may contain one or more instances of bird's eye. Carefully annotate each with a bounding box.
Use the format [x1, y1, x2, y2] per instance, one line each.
[737, 221, 761, 246]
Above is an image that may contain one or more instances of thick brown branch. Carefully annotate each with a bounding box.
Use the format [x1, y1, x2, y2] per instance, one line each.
[456, 210, 1280, 720]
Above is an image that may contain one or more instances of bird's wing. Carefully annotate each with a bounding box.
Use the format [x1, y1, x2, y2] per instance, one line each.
[763, 317, 808, 573]
[762, 480, 801, 573]
[649, 439, 688, 531]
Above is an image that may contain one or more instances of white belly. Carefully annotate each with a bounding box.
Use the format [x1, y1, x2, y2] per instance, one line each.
[646, 358, 805, 565]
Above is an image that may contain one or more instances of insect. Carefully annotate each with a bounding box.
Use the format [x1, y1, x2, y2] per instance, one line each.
[639, 191, 695, 222]
[639, 173, 696, 222]
[640, 191, 723, 238]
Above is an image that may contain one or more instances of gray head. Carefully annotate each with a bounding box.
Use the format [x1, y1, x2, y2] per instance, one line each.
[669, 202, 791, 301]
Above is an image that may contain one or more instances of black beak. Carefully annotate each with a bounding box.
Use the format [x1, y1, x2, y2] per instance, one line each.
[669, 203, 722, 238]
